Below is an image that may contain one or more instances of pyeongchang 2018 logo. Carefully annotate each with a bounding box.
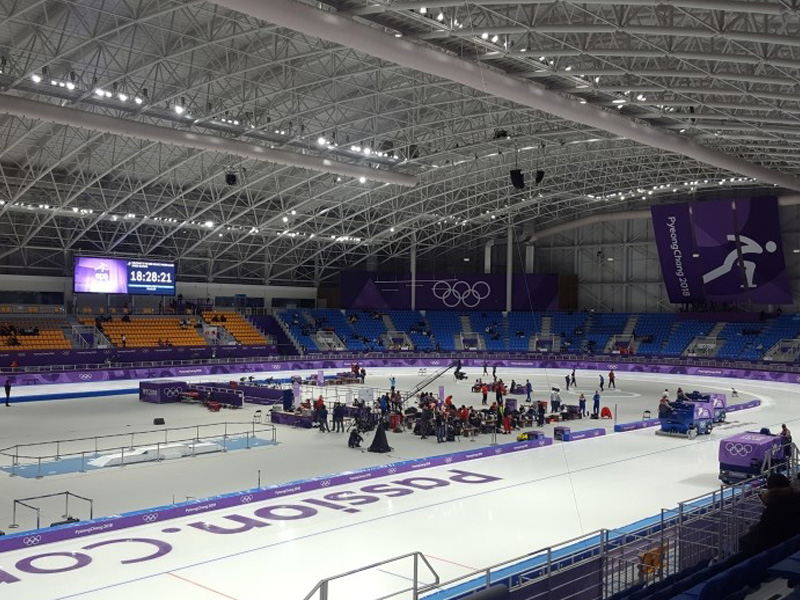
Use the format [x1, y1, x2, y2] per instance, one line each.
[0, 470, 501, 587]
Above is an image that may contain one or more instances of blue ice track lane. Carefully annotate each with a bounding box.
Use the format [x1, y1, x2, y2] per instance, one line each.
[0, 438, 279, 478]
[11, 388, 139, 403]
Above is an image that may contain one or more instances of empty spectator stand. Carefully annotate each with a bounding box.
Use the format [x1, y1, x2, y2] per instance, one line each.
[715, 322, 767, 360]
[202, 311, 270, 345]
[0, 318, 72, 350]
[307, 309, 365, 350]
[660, 319, 714, 357]
[277, 310, 319, 352]
[81, 316, 206, 348]
[752, 314, 800, 362]
[550, 312, 589, 353]
[469, 312, 506, 351]
[585, 312, 630, 354]
[386, 310, 435, 351]
[635, 313, 677, 357]
[425, 311, 463, 350]
[507, 312, 542, 351]
[344, 311, 388, 350]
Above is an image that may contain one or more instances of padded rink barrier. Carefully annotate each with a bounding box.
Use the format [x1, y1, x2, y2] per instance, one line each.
[561, 428, 605, 441]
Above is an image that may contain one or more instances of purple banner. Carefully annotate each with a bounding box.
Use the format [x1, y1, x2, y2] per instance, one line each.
[695, 199, 746, 302]
[734, 197, 792, 304]
[651, 203, 705, 303]
[340, 272, 559, 310]
[652, 198, 792, 305]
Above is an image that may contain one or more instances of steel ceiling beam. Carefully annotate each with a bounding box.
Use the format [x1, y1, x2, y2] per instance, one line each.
[211, 0, 800, 193]
[351, 0, 787, 18]
[0, 95, 418, 187]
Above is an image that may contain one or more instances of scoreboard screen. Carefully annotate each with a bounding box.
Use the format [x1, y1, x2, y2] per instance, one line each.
[74, 257, 176, 295]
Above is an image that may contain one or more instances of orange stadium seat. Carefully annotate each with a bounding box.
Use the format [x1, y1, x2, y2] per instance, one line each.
[81, 317, 207, 348]
[202, 311, 270, 345]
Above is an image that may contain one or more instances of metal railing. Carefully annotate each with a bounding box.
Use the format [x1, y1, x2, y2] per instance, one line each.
[303, 552, 440, 600]
[5, 347, 800, 378]
[9, 491, 93, 530]
[304, 456, 798, 600]
[0, 421, 277, 478]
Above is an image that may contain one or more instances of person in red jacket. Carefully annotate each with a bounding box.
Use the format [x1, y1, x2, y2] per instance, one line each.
[481, 384, 489, 405]
[502, 413, 512, 434]
[608, 369, 616, 389]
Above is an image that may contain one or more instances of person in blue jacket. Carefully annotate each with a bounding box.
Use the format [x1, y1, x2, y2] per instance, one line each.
[525, 379, 533, 403]
[592, 390, 601, 417]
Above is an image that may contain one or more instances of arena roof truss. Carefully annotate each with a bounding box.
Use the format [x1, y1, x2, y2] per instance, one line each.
[0, 0, 798, 285]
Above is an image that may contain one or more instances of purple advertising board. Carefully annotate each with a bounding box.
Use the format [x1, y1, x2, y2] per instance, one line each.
[340, 272, 559, 311]
[650, 203, 704, 303]
[7, 356, 800, 393]
[0, 344, 277, 369]
[562, 428, 605, 441]
[138, 380, 187, 403]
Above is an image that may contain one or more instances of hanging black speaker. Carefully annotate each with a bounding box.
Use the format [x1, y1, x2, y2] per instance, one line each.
[535, 170, 545, 185]
[510, 169, 525, 189]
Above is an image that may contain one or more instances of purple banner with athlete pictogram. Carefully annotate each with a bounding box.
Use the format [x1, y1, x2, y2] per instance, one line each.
[734, 197, 792, 304]
[652, 197, 792, 305]
[650, 203, 705, 303]
[694, 198, 745, 303]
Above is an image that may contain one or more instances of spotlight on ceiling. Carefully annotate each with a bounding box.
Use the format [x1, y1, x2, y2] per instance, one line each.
[535, 170, 545, 185]
[225, 172, 237, 186]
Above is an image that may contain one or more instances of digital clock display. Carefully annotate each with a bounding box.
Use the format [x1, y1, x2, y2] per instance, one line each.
[74, 257, 176, 295]
[126, 261, 176, 295]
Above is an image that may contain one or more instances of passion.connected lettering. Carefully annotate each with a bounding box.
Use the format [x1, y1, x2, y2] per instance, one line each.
[0, 469, 500, 585]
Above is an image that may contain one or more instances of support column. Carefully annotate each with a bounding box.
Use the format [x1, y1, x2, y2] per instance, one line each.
[484, 240, 494, 274]
[410, 234, 417, 311]
[506, 219, 513, 313]
[525, 244, 535, 274]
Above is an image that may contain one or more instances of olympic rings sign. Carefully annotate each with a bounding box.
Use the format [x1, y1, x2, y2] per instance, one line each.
[432, 280, 491, 308]
[23, 536, 41, 546]
[724, 443, 753, 457]
[162, 387, 183, 398]
[79, 374, 93, 381]
[142, 513, 159, 523]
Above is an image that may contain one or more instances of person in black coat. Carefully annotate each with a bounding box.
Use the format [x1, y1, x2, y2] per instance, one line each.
[332, 403, 345, 432]
[318, 405, 330, 432]
[4, 378, 10, 407]
[348, 429, 363, 448]
[739, 474, 800, 556]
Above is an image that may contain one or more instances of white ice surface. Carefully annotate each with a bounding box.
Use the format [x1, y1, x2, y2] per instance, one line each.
[0, 367, 799, 600]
